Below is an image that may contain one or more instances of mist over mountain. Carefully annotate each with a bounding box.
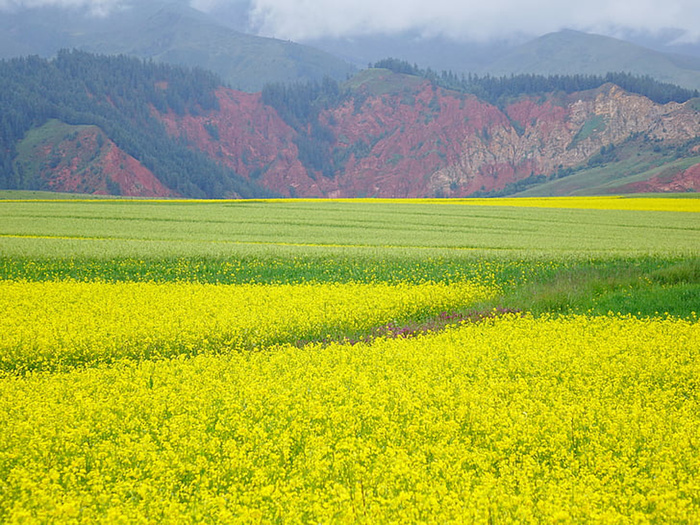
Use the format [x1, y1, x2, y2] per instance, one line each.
[4, 0, 700, 46]
[4, 0, 700, 91]
[0, 1, 357, 91]
[298, 32, 518, 72]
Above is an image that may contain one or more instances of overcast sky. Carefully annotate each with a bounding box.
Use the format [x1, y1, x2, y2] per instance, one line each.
[2, 0, 700, 42]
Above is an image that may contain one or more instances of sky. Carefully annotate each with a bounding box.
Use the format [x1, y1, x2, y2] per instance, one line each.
[2, 0, 700, 43]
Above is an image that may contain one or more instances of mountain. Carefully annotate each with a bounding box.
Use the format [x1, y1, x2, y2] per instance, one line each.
[5, 2, 700, 93]
[81, 3, 357, 92]
[0, 51, 276, 198]
[2, 52, 700, 198]
[164, 69, 700, 197]
[299, 29, 700, 92]
[485, 30, 700, 90]
[0, 2, 356, 92]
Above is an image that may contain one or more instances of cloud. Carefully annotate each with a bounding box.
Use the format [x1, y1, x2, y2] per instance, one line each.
[240, 0, 700, 42]
[0, 0, 129, 16]
[190, 0, 228, 11]
[2, 0, 700, 42]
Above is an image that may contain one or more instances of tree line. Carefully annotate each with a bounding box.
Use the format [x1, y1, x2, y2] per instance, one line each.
[372, 58, 700, 106]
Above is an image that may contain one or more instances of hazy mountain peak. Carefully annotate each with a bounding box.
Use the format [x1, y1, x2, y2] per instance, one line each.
[485, 29, 700, 89]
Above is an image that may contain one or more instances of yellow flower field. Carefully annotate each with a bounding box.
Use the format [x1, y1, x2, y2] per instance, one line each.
[341, 195, 700, 213]
[0, 280, 494, 372]
[0, 314, 698, 523]
[6, 195, 699, 213]
[1, 196, 699, 523]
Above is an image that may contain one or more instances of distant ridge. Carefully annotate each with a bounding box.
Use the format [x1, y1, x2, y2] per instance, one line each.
[0, 2, 356, 92]
[485, 30, 700, 90]
[3, 4, 700, 91]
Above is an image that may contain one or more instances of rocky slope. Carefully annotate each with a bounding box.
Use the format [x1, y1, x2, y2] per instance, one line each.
[15, 121, 177, 197]
[158, 71, 700, 197]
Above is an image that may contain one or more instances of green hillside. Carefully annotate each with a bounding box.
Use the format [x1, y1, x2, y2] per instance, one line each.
[513, 138, 700, 197]
[486, 30, 700, 90]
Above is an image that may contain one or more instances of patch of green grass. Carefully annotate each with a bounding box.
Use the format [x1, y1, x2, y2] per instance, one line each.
[650, 258, 700, 284]
[568, 114, 606, 149]
[588, 284, 699, 317]
[15, 119, 83, 150]
[475, 256, 700, 318]
[344, 69, 425, 96]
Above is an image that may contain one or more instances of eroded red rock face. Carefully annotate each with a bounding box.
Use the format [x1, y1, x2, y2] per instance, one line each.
[160, 89, 318, 197]
[162, 83, 526, 197]
[35, 126, 177, 197]
[23, 72, 700, 198]
[159, 79, 700, 198]
[99, 140, 178, 197]
[322, 85, 510, 197]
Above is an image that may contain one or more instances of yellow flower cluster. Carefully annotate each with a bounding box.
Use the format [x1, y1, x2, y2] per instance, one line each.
[0, 314, 698, 522]
[0, 280, 494, 372]
[442, 196, 700, 213]
[248, 195, 700, 213]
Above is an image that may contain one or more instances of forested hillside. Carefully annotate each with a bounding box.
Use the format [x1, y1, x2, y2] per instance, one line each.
[0, 51, 274, 198]
[3, 51, 700, 198]
[371, 58, 699, 105]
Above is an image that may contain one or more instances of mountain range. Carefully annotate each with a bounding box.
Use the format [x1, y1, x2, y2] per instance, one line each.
[0, 2, 356, 92]
[5, 2, 700, 91]
[2, 52, 699, 199]
[2, 3, 700, 198]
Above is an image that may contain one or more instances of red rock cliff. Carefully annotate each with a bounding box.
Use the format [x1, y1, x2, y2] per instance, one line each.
[159, 74, 700, 197]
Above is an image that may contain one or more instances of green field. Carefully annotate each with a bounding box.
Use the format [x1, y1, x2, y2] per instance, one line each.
[1, 196, 699, 317]
[2, 197, 699, 254]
